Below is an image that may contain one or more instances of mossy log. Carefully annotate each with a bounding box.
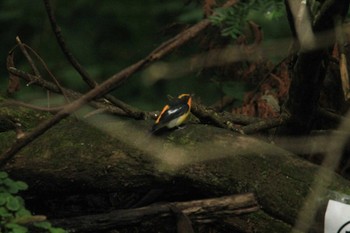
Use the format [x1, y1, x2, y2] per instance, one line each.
[1, 105, 350, 232]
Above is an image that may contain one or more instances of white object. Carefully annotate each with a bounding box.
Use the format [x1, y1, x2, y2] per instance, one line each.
[325, 200, 350, 233]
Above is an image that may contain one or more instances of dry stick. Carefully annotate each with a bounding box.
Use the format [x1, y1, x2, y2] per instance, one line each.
[51, 193, 259, 232]
[241, 115, 289, 134]
[42, 0, 144, 119]
[19, 44, 77, 118]
[0, 60, 145, 168]
[15, 36, 41, 78]
[7, 67, 128, 117]
[0, 6, 237, 167]
[9, 64, 265, 131]
[1, 100, 63, 113]
[8, 67, 82, 98]
[191, 101, 262, 133]
[22, 44, 71, 103]
[42, 0, 93, 86]
[15, 37, 73, 113]
[191, 101, 231, 129]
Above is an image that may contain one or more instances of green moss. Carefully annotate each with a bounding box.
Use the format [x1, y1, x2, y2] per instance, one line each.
[0, 105, 51, 130]
[0, 132, 16, 149]
[23, 118, 117, 165]
[165, 129, 195, 146]
[245, 211, 292, 232]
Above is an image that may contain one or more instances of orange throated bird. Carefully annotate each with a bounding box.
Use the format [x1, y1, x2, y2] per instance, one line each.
[151, 94, 192, 133]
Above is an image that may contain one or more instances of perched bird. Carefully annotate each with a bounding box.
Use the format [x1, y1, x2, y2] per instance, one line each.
[152, 94, 192, 133]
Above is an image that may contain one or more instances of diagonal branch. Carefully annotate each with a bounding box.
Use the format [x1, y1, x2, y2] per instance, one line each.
[7, 67, 128, 117]
[42, 0, 96, 88]
[20, 42, 72, 105]
[15, 36, 41, 78]
[42, 0, 145, 119]
[0, 0, 239, 167]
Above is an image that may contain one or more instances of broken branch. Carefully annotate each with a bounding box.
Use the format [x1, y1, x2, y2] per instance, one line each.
[51, 193, 258, 232]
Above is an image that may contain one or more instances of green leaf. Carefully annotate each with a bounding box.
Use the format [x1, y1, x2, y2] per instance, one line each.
[0, 193, 10, 206]
[15, 181, 28, 191]
[6, 196, 21, 211]
[2, 179, 28, 193]
[16, 196, 25, 207]
[0, 206, 11, 217]
[50, 228, 68, 233]
[5, 223, 28, 233]
[3, 178, 19, 194]
[3, 178, 13, 186]
[0, 172, 8, 179]
[15, 208, 31, 218]
[34, 221, 52, 229]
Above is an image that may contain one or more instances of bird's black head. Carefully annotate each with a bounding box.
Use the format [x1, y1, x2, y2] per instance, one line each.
[177, 94, 192, 102]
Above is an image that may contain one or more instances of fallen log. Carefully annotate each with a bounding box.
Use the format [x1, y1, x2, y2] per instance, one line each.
[0, 106, 349, 232]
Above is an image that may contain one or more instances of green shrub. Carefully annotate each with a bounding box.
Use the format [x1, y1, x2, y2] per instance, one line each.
[0, 171, 66, 233]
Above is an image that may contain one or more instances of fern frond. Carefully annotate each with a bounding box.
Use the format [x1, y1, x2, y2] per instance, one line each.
[209, 0, 286, 39]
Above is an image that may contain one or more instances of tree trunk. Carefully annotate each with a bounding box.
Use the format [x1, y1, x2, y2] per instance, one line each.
[1, 105, 350, 232]
[280, 0, 350, 135]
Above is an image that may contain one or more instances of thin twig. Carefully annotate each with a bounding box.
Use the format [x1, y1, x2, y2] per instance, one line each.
[241, 115, 289, 134]
[7, 67, 128, 117]
[15, 38, 76, 117]
[191, 100, 261, 131]
[0, 0, 239, 167]
[42, 0, 96, 88]
[42, 0, 145, 119]
[191, 101, 230, 129]
[1, 61, 145, 167]
[1, 100, 63, 113]
[23, 44, 71, 103]
[15, 36, 41, 78]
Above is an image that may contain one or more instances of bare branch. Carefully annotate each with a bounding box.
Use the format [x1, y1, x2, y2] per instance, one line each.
[1, 100, 63, 113]
[42, 0, 96, 88]
[15, 36, 41, 78]
[42, 0, 146, 119]
[0, 0, 240, 167]
[241, 115, 289, 134]
[7, 67, 128, 117]
[21, 43, 72, 105]
[51, 193, 258, 232]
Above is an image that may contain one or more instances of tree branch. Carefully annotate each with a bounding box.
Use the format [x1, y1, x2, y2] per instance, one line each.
[42, 0, 145, 119]
[50, 193, 258, 232]
[42, 0, 96, 88]
[0, 0, 240, 167]
[241, 115, 289, 134]
[7, 67, 127, 116]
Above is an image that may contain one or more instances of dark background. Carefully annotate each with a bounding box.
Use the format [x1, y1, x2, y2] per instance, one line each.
[0, 0, 291, 110]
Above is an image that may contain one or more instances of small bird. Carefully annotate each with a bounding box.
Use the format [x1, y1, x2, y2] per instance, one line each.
[151, 94, 192, 133]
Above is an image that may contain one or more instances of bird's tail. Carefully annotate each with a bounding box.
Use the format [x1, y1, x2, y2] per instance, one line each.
[151, 124, 161, 134]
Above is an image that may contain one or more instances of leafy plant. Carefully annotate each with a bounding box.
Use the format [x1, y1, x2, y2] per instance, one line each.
[0, 171, 66, 233]
[209, 0, 285, 39]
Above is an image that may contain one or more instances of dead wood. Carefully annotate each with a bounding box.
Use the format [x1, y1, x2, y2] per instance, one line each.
[50, 193, 258, 232]
[1, 106, 350, 232]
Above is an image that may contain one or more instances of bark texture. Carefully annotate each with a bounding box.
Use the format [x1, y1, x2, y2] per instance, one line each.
[1, 105, 350, 232]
